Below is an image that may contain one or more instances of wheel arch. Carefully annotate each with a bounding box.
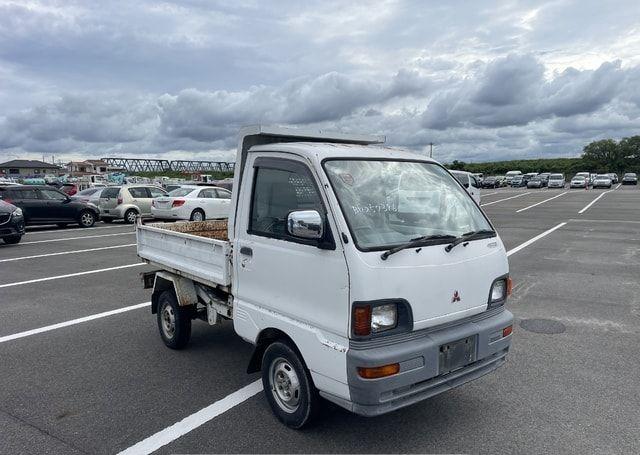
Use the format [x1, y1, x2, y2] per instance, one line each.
[151, 272, 198, 314]
[247, 327, 303, 374]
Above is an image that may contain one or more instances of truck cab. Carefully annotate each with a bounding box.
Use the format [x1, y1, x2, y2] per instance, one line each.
[139, 126, 513, 428]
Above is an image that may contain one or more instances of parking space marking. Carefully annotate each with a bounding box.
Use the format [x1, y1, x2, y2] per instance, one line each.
[25, 224, 132, 235]
[117, 380, 263, 455]
[516, 191, 568, 213]
[0, 244, 136, 263]
[481, 192, 531, 207]
[481, 191, 500, 197]
[0, 263, 144, 289]
[578, 188, 616, 214]
[615, 183, 622, 189]
[506, 222, 566, 257]
[20, 231, 135, 245]
[568, 218, 640, 224]
[0, 302, 150, 343]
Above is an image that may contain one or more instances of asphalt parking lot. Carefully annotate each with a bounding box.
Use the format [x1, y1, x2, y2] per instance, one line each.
[1, 184, 639, 454]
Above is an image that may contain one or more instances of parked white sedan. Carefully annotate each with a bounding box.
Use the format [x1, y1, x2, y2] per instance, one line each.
[151, 186, 232, 221]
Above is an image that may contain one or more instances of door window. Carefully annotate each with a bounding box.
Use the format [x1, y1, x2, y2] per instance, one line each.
[102, 187, 120, 199]
[215, 189, 232, 199]
[128, 187, 148, 198]
[14, 188, 39, 199]
[39, 189, 67, 200]
[148, 187, 167, 198]
[249, 162, 323, 240]
[198, 189, 216, 198]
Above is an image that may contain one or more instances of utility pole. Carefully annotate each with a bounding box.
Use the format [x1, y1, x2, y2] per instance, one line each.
[429, 142, 434, 158]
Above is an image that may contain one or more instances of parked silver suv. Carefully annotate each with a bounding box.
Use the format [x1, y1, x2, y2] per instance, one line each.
[99, 185, 167, 223]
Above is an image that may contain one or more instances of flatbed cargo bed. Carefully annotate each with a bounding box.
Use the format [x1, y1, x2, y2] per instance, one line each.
[136, 220, 231, 288]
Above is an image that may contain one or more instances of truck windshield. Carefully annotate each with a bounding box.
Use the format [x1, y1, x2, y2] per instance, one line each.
[323, 159, 493, 251]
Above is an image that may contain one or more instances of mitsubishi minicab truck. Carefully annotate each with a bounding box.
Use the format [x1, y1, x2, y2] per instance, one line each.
[136, 125, 514, 428]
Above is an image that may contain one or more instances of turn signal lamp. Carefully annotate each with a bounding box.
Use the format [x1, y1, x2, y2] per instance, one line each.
[357, 363, 400, 379]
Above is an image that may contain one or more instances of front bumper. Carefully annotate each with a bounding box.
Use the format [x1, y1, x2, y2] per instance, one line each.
[0, 217, 25, 238]
[327, 308, 513, 416]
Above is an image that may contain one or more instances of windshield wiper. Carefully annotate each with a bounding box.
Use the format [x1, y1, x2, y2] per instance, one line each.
[380, 234, 457, 261]
[444, 229, 496, 253]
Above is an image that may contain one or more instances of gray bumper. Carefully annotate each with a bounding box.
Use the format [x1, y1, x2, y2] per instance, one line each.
[323, 309, 513, 416]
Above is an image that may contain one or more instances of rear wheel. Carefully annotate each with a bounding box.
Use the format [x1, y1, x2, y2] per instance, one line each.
[78, 210, 96, 228]
[262, 341, 318, 429]
[156, 291, 191, 349]
[3, 235, 22, 244]
[190, 209, 205, 222]
[124, 209, 138, 224]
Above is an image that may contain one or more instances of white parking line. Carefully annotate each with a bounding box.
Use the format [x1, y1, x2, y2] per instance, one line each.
[0, 263, 144, 289]
[615, 183, 622, 189]
[117, 380, 263, 455]
[516, 191, 568, 213]
[0, 302, 150, 343]
[481, 192, 531, 207]
[0, 244, 136, 263]
[20, 231, 135, 245]
[26, 224, 130, 235]
[578, 188, 616, 214]
[506, 222, 566, 257]
[481, 191, 500, 197]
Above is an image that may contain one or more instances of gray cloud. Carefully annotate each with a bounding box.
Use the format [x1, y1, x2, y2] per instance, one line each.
[0, 0, 639, 164]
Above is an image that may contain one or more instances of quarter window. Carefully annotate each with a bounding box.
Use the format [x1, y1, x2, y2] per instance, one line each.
[148, 187, 166, 198]
[40, 189, 67, 200]
[128, 187, 148, 198]
[215, 189, 231, 199]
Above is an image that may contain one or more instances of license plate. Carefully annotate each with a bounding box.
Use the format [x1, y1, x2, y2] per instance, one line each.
[439, 335, 477, 374]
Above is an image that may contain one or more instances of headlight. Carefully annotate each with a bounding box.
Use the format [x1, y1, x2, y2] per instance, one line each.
[12, 207, 23, 218]
[491, 280, 506, 301]
[371, 304, 397, 332]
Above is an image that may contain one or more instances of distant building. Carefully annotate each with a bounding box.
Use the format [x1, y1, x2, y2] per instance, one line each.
[0, 159, 61, 178]
[66, 159, 112, 176]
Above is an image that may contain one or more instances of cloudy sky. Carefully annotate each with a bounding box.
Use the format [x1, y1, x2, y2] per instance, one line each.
[0, 0, 639, 164]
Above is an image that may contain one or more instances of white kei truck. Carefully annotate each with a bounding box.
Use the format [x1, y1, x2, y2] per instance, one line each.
[136, 125, 514, 428]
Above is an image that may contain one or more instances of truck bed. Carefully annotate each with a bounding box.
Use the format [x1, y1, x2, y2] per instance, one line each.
[136, 220, 232, 288]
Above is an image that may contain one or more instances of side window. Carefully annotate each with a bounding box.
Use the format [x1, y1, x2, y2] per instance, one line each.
[198, 189, 215, 198]
[148, 187, 166, 198]
[17, 188, 41, 199]
[470, 176, 479, 188]
[40, 189, 67, 200]
[215, 189, 231, 199]
[249, 163, 323, 240]
[102, 187, 120, 199]
[128, 187, 148, 198]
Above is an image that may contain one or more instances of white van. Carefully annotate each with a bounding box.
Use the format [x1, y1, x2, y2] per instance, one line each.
[450, 170, 481, 204]
[137, 126, 513, 428]
[505, 170, 522, 183]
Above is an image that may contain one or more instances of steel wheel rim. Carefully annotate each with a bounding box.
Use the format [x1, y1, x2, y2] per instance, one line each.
[81, 212, 93, 226]
[193, 211, 204, 221]
[269, 357, 301, 413]
[161, 303, 176, 339]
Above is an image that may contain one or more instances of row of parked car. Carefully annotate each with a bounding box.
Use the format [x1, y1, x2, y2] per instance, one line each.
[0, 183, 233, 244]
[479, 171, 638, 189]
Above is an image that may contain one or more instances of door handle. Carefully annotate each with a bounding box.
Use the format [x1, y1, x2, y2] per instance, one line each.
[240, 246, 253, 257]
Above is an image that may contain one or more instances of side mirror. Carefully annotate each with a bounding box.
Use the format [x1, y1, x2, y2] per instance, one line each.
[287, 210, 323, 240]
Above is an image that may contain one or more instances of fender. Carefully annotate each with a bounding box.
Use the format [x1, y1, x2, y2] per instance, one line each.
[150, 271, 198, 313]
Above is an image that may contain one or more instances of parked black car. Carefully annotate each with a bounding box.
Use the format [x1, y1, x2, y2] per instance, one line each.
[0, 185, 99, 228]
[0, 200, 25, 244]
[481, 176, 499, 188]
[622, 173, 638, 185]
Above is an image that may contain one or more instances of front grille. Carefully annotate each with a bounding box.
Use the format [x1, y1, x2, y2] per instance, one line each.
[0, 213, 10, 225]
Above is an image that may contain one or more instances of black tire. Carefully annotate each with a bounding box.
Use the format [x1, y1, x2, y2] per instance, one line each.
[3, 235, 22, 244]
[102, 218, 113, 223]
[262, 341, 318, 429]
[190, 209, 205, 222]
[156, 290, 192, 349]
[124, 209, 138, 224]
[57, 223, 68, 228]
[78, 210, 96, 228]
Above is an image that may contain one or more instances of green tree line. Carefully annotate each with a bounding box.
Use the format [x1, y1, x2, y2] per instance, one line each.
[447, 136, 640, 176]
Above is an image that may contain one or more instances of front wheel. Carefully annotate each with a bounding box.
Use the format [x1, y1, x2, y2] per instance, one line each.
[78, 210, 96, 228]
[156, 291, 191, 349]
[262, 341, 318, 429]
[3, 235, 22, 244]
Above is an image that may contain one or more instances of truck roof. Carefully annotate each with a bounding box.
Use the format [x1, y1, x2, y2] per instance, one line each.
[248, 141, 435, 163]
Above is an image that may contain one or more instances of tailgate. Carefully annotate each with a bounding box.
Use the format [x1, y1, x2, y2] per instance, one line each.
[136, 222, 231, 287]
